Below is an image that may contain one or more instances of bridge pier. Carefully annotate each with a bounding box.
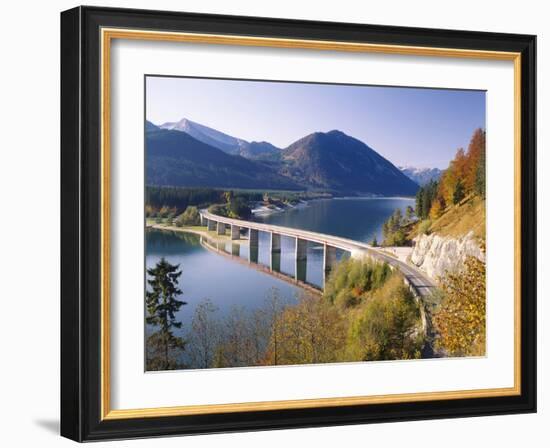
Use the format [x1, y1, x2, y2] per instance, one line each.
[248, 228, 259, 246]
[248, 242, 259, 263]
[201, 215, 207, 226]
[217, 221, 226, 235]
[207, 219, 216, 231]
[231, 225, 240, 240]
[270, 252, 281, 272]
[295, 238, 307, 261]
[270, 232, 281, 253]
[295, 238, 307, 282]
[295, 258, 307, 283]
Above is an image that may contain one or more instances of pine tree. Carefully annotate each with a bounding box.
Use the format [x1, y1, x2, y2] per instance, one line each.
[146, 258, 187, 370]
[453, 179, 465, 204]
[415, 187, 424, 219]
[475, 139, 486, 198]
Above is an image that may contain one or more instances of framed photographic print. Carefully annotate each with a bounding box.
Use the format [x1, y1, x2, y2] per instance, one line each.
[60, 6, 536, 442]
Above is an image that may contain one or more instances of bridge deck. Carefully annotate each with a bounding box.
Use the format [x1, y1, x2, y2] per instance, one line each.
[200, 210, 436, 298]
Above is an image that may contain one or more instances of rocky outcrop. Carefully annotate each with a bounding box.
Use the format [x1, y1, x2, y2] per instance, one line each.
[410, 231, 484, 281]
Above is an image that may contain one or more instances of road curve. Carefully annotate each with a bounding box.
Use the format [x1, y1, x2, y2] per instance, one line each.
[199, 210, 436, 298]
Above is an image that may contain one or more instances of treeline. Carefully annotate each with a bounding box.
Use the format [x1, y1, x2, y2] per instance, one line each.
[208, 191, 252, 220]
[146, 186, 266, 214]
[146, 186, 227, 211]
[416, 128, 486, 221]
[145, 257, 426, 370]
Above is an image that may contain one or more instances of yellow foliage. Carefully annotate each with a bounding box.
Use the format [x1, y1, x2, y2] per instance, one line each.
[429, 198, 444, 220]
[265, 294, 347, 365]
[433, 256, 486, 356]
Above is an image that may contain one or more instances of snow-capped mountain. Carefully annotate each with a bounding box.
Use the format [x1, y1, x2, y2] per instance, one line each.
[399, 166, 442, 186]
[159, 118, 248, 154]
[158, 118, 278, 160]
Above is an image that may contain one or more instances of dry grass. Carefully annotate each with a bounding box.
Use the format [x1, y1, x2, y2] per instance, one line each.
[429, 195, 486, 240]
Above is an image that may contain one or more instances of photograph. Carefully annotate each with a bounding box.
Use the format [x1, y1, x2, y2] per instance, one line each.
[56, 5, 537, 442]
[144, 76, 487, 371]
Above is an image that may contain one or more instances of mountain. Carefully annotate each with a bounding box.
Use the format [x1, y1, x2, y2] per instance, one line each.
[145, 120, 159, 132]
[399, 166, 442, 186]
[240, 141, 281, 161]
[145, 127, 301, 190]
[146, 119, 420, 196]
[280, 130, 419, 196]
[158, 118, 280, 160]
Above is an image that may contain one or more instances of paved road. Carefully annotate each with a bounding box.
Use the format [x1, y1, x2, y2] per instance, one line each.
[200, 210, 436, 299]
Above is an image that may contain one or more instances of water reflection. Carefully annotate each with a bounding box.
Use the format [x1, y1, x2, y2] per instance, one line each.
[199, 234, 323, 295]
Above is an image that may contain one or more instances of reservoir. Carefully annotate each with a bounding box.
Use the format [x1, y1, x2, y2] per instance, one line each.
[145, 197, 414, 359]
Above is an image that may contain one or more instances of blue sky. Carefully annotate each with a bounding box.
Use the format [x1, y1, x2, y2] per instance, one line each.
[146, 76, 485, 169]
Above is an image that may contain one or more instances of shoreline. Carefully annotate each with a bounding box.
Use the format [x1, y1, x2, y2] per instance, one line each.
[148, 223, 250, 244]
[250, 194, 415, 218]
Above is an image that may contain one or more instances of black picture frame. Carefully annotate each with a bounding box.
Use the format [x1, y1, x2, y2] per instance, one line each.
[61, 5, 536, 442]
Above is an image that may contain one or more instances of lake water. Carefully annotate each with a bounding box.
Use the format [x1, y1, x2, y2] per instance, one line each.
[145, 197, 414, 338]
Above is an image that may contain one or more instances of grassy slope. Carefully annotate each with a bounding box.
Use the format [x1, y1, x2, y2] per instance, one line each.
[412, 195, 486, 240]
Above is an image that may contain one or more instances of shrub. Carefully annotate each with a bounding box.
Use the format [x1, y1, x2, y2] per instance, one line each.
[345, 275, 424, 361]
[417, 219, 432, 235]
[324, 258, 392, 308]
[208, 204, 228, 217]
[175, 206, 201, 227]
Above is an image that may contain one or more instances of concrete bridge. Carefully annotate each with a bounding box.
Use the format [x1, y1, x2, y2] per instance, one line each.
[199, 210, 435, 299]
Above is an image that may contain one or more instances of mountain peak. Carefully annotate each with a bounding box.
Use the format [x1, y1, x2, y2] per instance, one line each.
[282, 130, 419, 195]
[399, 166, 442, 186]
[157, 117, 280, 160]
[326, 129, 347, 137]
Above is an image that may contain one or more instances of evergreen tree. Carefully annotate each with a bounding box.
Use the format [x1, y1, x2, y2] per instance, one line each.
[453, 179, 465, 204]
[391, 208, 402, 232]
[146, 258, 187, 370]
[415, 188, 424, 219]
[475, 141, 486, 198]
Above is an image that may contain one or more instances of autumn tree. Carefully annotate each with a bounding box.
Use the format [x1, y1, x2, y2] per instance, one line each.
[145, 258, 187, 370]
[426, 128, 486, 219]
[145, 204, 155, 218]
[429, 196, 444, 220]
[265, 293, 347, 365]
[433, 255, 486, 357]
[261, 288, 286, 365]
[187, 299, 220, 369]
[465, 128, 486, 193]
[213, 303, 271, 368]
